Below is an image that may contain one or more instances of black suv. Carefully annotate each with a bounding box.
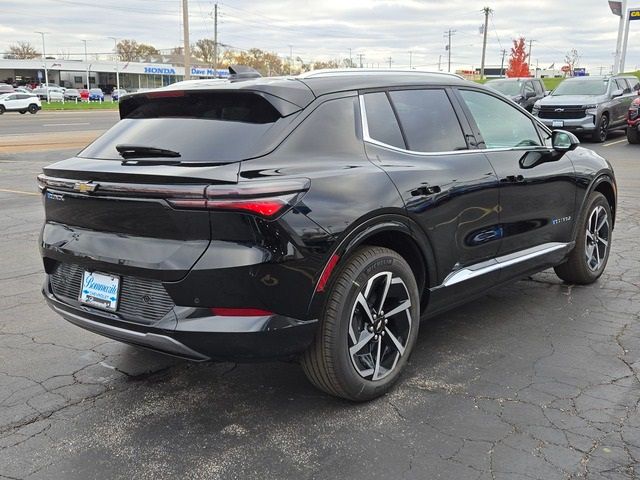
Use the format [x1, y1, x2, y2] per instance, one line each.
[39, 70, 617, 401]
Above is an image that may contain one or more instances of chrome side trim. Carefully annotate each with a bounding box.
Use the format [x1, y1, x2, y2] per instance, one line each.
[49, 302, 209, 361]
[358, 95, 551, 157]
[442, 242, 570, 287]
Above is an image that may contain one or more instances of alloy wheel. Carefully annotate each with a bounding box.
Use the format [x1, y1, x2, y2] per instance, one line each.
[585, 205, 610, 271]
[598, 116, 609, 142]
[348, 271, 412, 381]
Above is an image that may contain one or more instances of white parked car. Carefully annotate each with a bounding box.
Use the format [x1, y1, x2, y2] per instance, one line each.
[32, 87, 64, 102]
[0, 93, 41, 114]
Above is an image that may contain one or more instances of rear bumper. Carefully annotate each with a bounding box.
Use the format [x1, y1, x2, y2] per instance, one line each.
[43, 277, 318, 362]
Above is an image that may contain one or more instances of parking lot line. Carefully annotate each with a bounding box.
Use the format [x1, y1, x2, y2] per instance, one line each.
[42, 122, 91, 127]
[0, 188, 39, 196]
[603, 138, 628, 147]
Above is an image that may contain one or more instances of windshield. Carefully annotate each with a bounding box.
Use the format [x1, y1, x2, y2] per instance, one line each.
[486, 81, 522, 96]
[552, 79, 608, 96]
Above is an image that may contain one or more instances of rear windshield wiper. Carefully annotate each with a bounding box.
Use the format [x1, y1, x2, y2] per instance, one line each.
[115, 144, 181, 159]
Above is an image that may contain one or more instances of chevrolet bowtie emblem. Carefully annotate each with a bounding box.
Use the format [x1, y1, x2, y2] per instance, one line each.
[74, 181, 97, 193]
[554, 108, 565, 112]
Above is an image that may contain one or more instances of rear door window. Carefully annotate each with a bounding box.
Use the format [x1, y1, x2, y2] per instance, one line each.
[362, 92, 405, 149]
[388, 89, 468, 152]
[80, 91, 288, 163]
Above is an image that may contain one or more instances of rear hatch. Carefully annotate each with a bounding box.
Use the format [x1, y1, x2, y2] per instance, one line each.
[40, 89, 301, 285]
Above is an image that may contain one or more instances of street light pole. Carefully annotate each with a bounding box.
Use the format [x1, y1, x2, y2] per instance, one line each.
[35, 31, 50, 103]
[108, 37, 120, 94]
[82, 40, 89, 89]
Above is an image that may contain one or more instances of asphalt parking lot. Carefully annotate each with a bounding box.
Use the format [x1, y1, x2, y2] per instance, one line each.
[0, 113, 639, 480]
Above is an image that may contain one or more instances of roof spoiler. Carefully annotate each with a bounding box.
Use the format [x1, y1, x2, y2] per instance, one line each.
[228, 65, 262, 82]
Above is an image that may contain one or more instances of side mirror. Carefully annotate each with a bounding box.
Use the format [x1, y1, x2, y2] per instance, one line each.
[611, 89, 624, 98]
[524, 91, 536, 99]
[552, 130, 580, 152]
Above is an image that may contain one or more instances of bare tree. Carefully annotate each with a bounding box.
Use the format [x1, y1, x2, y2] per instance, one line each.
[5, 41, 39, 59]
[193, 39, 216, 65]
[564, 49, 580, 76]
[116, 39, 159, 62]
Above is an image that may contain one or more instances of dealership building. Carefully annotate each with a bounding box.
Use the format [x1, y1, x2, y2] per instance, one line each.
[0, 58, 227, 91]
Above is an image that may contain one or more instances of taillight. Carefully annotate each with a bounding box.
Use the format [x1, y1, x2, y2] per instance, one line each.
[167, 178, 310, 219]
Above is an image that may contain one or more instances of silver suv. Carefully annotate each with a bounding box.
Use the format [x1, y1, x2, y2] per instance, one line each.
[533, 75, 640, 142]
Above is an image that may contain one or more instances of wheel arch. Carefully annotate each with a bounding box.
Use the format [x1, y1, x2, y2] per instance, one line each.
[573, 174, 617, 240]
[307, 214, 437, 319]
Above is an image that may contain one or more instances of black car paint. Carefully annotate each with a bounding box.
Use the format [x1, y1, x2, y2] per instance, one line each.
[39, 74, 616, 361]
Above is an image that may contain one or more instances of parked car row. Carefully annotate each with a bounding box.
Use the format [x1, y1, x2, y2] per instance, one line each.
[0, 82, 125, 103]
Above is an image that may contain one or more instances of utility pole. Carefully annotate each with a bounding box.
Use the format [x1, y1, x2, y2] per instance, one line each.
[289, 45, 293, 74]
[528, 39, 536, 77]
[500, 49, 507, 77]
[409, 51, 413, 69]
[438, 54, 442, 71]
[108, 37, 120, 94]
[213, 2, 218, 76]
[612, 0, 627, 73]
[82, 39, 89, 89]
[388, 56, 392, 68]
[444, 29, 456, 72]
[182, 0, 191, 80]
[357, 53, 364, 68]
[36, 32, 50, 102]
[480, 7, 491, 79]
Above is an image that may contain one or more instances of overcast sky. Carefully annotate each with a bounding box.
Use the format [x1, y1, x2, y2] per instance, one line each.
[2, 0, 640, 72]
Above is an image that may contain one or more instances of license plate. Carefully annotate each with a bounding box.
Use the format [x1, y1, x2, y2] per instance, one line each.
[79, 271, 120, 311]
[552, 120, 564, 128]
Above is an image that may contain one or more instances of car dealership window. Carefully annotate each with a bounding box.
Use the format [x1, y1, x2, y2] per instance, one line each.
[388, 89, 467, 152]
[362, 92, 406, 149]
[459, 89, 541, 149]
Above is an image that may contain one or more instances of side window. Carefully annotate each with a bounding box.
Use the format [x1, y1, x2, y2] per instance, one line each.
[615, 79, 630, 94]
[524, 82, 535, 95]
[4, 95, 16, 101]
[362, 92, 406, 149]
[459, 89, 541, 149]
[388, 89, 467, 152]
[629, 78, 640, 92]
[281, 96, 363, 156]
[533, 81, 544, 95]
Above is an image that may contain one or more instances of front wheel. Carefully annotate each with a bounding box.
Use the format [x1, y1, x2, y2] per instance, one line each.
[301, 246, 420, 401]
[628, 126, 640, 144]
[591, 115, 609, 143]
[554, 192, 612, 284]
[0, 106, 5, 115]
[28, 104, 38, 114]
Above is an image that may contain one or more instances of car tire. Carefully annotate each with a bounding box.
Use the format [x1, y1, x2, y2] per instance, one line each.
[19, 110, 26, 114]
[0, 106, 4, 115]
[628, 126, 640, 144]
[301, 246, 420, 401]
[591, 114, 609, 143]
[28, 104, 38, 114]
[554, 192, 612, 285]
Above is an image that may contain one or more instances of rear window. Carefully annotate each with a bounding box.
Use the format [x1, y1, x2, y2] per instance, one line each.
[79, 91, 284, 163]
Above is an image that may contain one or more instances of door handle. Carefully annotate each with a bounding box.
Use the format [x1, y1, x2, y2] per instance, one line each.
[411, 185, 441, 196]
